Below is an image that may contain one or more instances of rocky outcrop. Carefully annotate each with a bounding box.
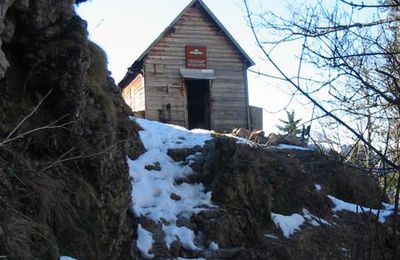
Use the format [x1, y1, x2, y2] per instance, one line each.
[168, 136, 393, 259]
[126, 125, 394, 259]
[0, 1, 143, 259]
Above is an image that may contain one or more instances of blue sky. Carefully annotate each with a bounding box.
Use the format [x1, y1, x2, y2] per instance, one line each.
[76, 0, 313, 133]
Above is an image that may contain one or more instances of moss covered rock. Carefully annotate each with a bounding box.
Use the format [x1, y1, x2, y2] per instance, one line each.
[0, 1, 143, 259]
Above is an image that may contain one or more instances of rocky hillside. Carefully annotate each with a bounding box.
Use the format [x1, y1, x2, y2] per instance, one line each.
[0, 1, 397, 260]
[0, 0, 143, 259]
[129, 118, 397, 260]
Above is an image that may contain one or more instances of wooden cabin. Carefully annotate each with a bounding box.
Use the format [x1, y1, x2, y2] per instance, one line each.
[119, 0, 262, 132]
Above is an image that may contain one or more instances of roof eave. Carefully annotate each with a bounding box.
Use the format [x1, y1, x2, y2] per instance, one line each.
[137, 0, 255, 66]
[135, 0, 198, 63]
[120, 0, 255, 87]
[196, 0, 255, 66]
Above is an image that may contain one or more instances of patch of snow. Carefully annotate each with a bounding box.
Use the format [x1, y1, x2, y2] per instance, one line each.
[302, 209, 330, 226]
[274, 144, 313, 151]
[137, 225, 154, 259]
[129, 118, 215, 253]
[59, 257, 77, 260]
[314, 184, 321, 191]
[130, 150, 211, 221]
[328, 195, 395, 223]
[264, 234, 278, 239]
[175, 257, 206, 260]
[133, 117, 212, 152]
[341, 247, 349, 257]
[128, 119, 216, 222]
[383, 202, 394, 211]
[186, 152, 203, 165]
[162, 224, 199, 250]
[209, 241, 219, 251]
[224, 133, 255, 145]
[378, 203, 397, 223]
[271, 212, 305, 238]
[272, 209, 330, 237]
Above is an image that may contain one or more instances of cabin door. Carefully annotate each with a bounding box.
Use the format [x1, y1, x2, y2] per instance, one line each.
[185, 79, 211, 130]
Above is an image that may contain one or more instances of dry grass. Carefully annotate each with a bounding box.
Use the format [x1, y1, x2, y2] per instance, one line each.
[0, 138, 98, 258]
[85, 41, 118, 128]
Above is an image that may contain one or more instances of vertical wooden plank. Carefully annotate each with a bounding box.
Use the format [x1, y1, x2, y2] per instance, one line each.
[182, 79, 189, 128]
[138, 4, 250, 131]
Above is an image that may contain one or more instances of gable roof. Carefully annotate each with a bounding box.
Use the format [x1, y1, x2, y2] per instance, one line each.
[119, 0, 255, 88]
[139, 0, 254, 66]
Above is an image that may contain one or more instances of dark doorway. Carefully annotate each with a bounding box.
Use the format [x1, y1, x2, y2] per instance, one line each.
[186, 79, 210, 129]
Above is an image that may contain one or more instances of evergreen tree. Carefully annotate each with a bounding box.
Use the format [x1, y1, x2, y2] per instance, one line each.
[277, 110, 302, 136]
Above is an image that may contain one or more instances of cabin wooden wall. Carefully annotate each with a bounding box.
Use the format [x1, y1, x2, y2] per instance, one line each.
[122, 73, 145, 112]
[250, 106, 263, 130]
[144, 4, 248, 131]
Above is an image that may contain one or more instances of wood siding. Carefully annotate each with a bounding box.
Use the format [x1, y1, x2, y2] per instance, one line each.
[144, 4, 248, 132]
[250, 106, 263, 130]
[122, 73, 145, 112]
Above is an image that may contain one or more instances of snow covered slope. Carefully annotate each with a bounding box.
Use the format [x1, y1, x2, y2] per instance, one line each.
[127, 118, 215, 257]
[127, 117, 397, 260]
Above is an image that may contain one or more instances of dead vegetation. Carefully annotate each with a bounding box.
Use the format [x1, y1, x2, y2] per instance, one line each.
[144, 135, 395, 259]
[0, 1, 144, 259]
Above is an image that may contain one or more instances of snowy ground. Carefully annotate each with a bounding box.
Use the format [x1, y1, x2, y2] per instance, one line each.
[59, 257, 77, 260]
[328, 195, 395, 224]
[126, 118, 396, 257]
[128, 118, 215, 258]
[128, 118, 321, 255]
[271, 184, 395, 239]
[271, 208, 331, 238]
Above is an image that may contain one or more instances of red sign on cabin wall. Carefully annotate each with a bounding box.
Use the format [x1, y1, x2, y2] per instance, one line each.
[186, 45, 207, 69]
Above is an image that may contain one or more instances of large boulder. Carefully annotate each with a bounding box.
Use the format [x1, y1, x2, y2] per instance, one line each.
[249, 130, 268, 144]
[267, 133, 300, 146]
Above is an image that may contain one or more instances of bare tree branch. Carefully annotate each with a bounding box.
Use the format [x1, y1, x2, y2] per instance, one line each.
[243, 0, 400, 172]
